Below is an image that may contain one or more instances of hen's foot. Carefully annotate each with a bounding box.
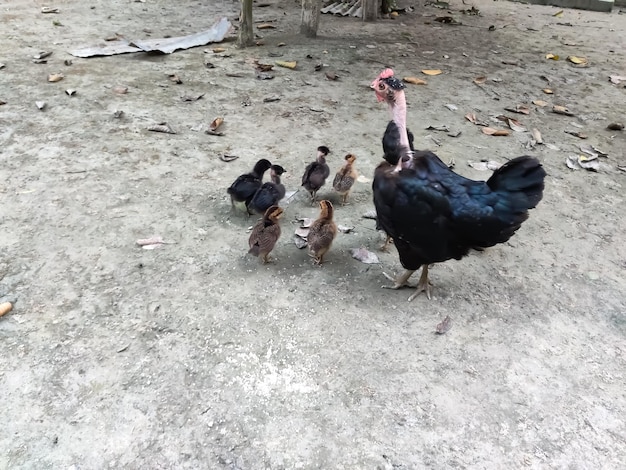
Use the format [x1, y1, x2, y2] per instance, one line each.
[407, 265, 432, 301]
[382, 269, 416, 290]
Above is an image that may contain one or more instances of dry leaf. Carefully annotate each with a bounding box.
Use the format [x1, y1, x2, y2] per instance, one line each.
[275, 60, 297, 69]
[295, 227, 310, 239]
[578, 155, 600, 171]
[567, 55, 588, 66]
[542, 88, 554, 94]
[167, 73, 182, 84]
[33, 51, 53, 60]
[481, 127, 511, 136]
[579, 144, 607, 158]
[553, 9, 564, 16]
[181, 94, 205, 102]
[47, 73, 64, 82]
[254, 62, 274, 72]
[350, 247, 380, 264]
[403, 76, 427, 85]
[609, 75, 626, 85]
[473, 76, 487, 84]
[545, 53, 559, 60]
[325, 71, 338, 81]
[136, 236, 165, 246]
[606, 123, 624, 131]
[504, 104, 530, 115]
[356, 175, 371, 183]
[257, 23, 276, 29]
[35, 101, 46, 110]
[338, 225, 354, 234]
[422, 69, 443, 76]
[65, 89, 76, 96]
[362, 210, 378, 220]
[294, 235, 307, 249]
[212, 47, 226, 53]
[426, 124, 450, 132]
[41, 7, 59, 13]
[210, 117, 224, 131]
[148, 123, 176, 134]
[565, 130, 587, 139]
[468, 160, 502, 171]
[553, 105, 574, 116]
[435, 315, 452, 334]
[532, 99, 548, 106]
[298, 218, 314, 228]
[113, 85, 128, 94]
[219, 154, 238, 162]
[497, 115, 526, 132]
[531, 128, 543, 144]
[0, 302, 13, 317]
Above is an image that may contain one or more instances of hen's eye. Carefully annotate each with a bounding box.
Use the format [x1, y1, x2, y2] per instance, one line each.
[378, 83, 385, 90]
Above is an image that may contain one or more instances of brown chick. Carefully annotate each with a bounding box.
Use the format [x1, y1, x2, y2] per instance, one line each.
[248, 205, 283, 264]
[307, 200, 337, 265]
[332, 153, 358, 205]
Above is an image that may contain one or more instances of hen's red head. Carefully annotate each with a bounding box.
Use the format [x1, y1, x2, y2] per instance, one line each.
[371, 69, 405, 103]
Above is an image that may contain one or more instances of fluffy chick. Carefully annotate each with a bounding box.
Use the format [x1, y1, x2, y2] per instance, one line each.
[248, 205, 284, 263]
[247, 164, 286, 215]
[307, 200, 337, 265]
[227, 158, 272, 214]
[332, 153, 358, 205]
[301, 146, 330, 204]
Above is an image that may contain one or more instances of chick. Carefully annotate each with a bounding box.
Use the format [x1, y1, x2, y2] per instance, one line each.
[307, 200, 337, 265]
[227, 159, 272, 214]
[332, 153, 358, 205]
[247, 164, 286, 215]
[301, 145, 330, 204]
[248, 205, 284, 263]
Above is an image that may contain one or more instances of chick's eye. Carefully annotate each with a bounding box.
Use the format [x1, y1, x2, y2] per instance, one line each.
[378, 83, 385, 90]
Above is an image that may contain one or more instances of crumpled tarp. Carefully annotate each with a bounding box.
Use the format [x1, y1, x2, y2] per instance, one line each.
[70, 16, 232, 58]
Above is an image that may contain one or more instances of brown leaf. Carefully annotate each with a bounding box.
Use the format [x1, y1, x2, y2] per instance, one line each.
[553, 105, 574, 116]
[35, 101, 46, 110]
[167, 73, 182, 84]
[276, 60, 297, 69]
[0, 302, 13, 318]
[112, 85, 128, 94]
[545, 53, 559, 60]
[531, 128, 543, 144]
[350, 247, 380, 264]
[212, 47, 226, 53]
[607, 122, 624, 131]
[209, 117, 224, 131]
[295, 227, 310, 239]
[468, 160, 502, 171]
[473, 76, 487, 84]
[136, 236, 165, 246]
[567, 55, 588, 66]
[422, 69, 443, 76]
[403, 76, 427, 85]
[497, 115, 526, 132]
[578, 155, 600, 172]
[47, 73, 64, 82]
[481, 127, 511, 136]
[257, 23, 276, 29]
[254, 62, 274, 72]
[219, 154, 238, 162]
[325, 71, 338, 81]
[148, 123, 176, 134]
[609, 75, 626, 85]
[181, 94, 204, 102]
[532, 99, 548, 107]
[565, 130, 587, 139]
[542, 88, 554, 94]
[504, 104, 530, 115]
[298, 217, 314, 228]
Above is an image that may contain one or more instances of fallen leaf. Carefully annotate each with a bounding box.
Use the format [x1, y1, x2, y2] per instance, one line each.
[497, 115, 526, 132]
[338, 225, 354, 234]
[435, 315, 452, 334]
[0, 302, 13, 318]
[113, 85, 128, 94]
[606, 122, 624, 131]
[209, 117, 224, 131]
[609, 75, 626, 85]
[403, 76, 427, 85]
[362, 210, 378, 220]
[532, 99, 548, 106]
[257, 23, 276, 29]
[356, 175, 371, 183]
[256, 71, 274, 80]
[350, 247, 380, 264]
[553, 105, 574, 116]
[578, 154, 600, 171]
[33, 51, 53, 60]
[263, 96, 280, 103]
[531, 128, 543, 144]
[444, 104, 458, 111]
[254, 62, 274, 72]
[504, 104, 530, 115]
[448, 130, 462, 138]
[148, 123, 176, 134]
[181, 94, 205, 102]
[0, 99, 5, 106]
[136, 236, 165, 246]
[426, 124, 450, 132]
[276, 60, 297, 69]
[473, 76, 487, 84]
[434, 16, 459, 24]
[325, 71, 338, 81]
[65, 89, 76, 96]
[277, 42, 286, 47]
[545, 53, 559, 60]
[167, 73, 182, 84]
[553, 9, 564, 16]
[219, 154, 238, 162]
[542, 88, 554, 94]
[468, 160, 503, 170]
[501, 60, 519, 66]
[579, 143, 607, 158]
[294, 236, 307, 249]
[255, 40, 265, 46]
[47, 73, 64, 82]
[567, 55, 588, 66]
[565, 130, 587, 139]
[41, 7, 59, 13]
[212, 47, 226, 53]
[298, 218, 314, 228]
[481, 127, 511, 136]
[35, 101, 46, 110]
[422, 69, 443, 76]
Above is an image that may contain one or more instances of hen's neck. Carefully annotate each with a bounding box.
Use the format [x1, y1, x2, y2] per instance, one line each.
[389, 92, 409, 149]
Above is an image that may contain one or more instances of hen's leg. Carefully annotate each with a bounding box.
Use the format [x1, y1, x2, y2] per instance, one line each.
[408, 265, 432, 301]
[382, 269, 416, 290]
[380, 235, 393, 252]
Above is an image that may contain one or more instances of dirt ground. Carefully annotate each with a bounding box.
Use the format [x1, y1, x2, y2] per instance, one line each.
[1, 0, 625, 468]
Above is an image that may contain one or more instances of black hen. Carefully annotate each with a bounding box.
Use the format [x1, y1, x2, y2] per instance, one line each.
[248, 164, 286, 215]
[371, 68, 546, 300]
[227, 158, 272, 214]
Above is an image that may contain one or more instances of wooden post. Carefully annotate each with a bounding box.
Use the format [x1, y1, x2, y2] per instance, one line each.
[300, 0, 322, 38]
[238, 0, 254, 47]
[362, 0, 378, 22]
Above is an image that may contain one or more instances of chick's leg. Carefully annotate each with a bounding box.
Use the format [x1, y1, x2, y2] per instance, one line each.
[382, 269, 416, 290]
[407, 265, 432, 301]
[380, 235, 393, 252]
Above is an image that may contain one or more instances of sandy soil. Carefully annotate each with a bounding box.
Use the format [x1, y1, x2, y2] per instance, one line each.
[1, 0, 625, 468]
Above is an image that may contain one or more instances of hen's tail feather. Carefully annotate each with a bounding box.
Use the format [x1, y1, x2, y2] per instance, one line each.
[487, 156, 546, 213]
